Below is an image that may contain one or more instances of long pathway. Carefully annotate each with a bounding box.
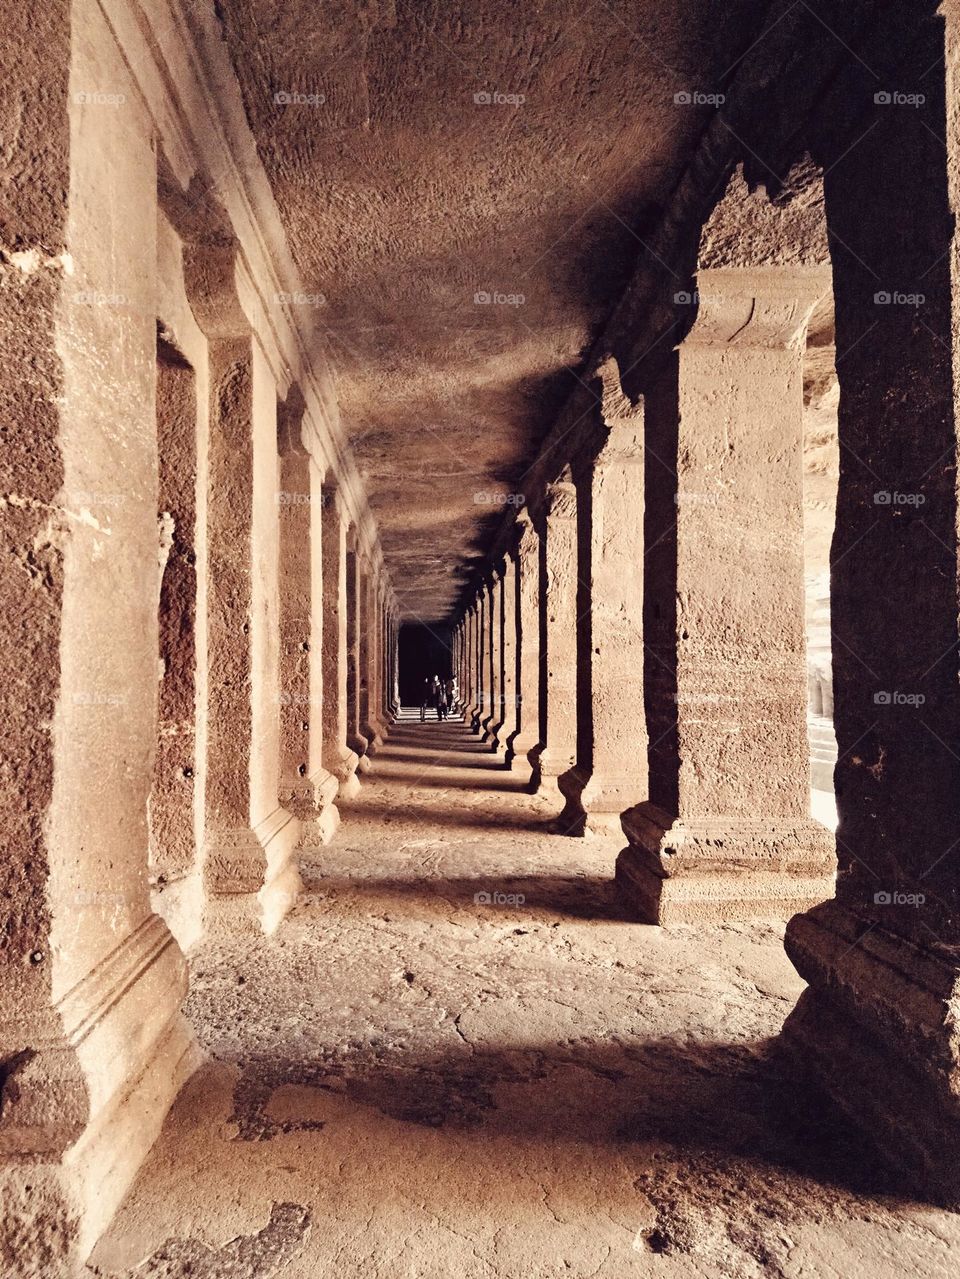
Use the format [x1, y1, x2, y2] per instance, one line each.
[89, 714, 958, 1278]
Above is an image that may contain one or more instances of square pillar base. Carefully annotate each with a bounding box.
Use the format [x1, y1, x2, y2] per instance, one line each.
[616, 803, 836, 925]
[781, 900, 960, 1207]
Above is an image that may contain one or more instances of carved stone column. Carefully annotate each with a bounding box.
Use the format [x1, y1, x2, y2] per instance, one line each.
[560, 363, 647, 833]
[277, 393, 339, 847]
[360, 561, 383, 754]
[506, 511, 541, 776]
[345, 534, 370, 769]
[497, 555, 518, 752]
[483, 565, 505, 745]
[470, 591, 486, 733]
[465, 603, 479, 722]
[779, 7, 960, 1205]
[616, 266, 835, 922]
[529, 480, 578, 797]
[320, 487, 360, 799]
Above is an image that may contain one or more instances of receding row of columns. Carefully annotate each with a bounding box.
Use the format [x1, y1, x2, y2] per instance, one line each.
[452, 15, 960, 1196]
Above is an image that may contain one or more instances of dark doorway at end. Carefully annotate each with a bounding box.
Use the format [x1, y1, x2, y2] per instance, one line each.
[399, 624, 451, 706]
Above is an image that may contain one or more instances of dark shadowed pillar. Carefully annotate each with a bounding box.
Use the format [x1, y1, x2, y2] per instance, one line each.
[781, 5, 960, 1204]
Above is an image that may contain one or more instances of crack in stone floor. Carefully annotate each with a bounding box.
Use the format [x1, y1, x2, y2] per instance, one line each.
[87, 718, 960, 1278]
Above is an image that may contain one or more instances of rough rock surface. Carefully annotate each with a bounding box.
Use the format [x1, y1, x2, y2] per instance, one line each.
[214, 0, 767, 618]
[87, 716, 956, 1278]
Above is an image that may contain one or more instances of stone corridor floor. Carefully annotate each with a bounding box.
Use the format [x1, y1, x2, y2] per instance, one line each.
[88, 714, 960, 1278]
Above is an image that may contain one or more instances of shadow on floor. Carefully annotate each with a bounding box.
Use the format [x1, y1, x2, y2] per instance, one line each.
[222, 1029, 899, 1208]
[295, 871, 633, 922]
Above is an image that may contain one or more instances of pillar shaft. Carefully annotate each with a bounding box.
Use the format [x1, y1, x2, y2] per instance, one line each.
[345, 538, 369, 767]
[780, 6, 960, 1204]
[320, 489, 360, 798]
[359, 561, 383, 752]
[560, 372, 647, 832]
[505, 513, 541, 775]
[616, 268, 835, 921]
[530, 481, 578, 796]
[276, 398, 338, 846]
[498, 557, 518, 751]
[482, 568, 504, 744]
[471, 592, 486, 732]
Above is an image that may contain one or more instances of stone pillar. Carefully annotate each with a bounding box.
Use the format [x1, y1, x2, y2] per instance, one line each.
[276, 391, 339, 848]
[482, 566, 504, 745]
[345, 534, 369, 769]
[497, 555, 518, 752]
[560, 364, 647, 834]
[470, 591, 486, 733]
[506, 511, 541, 776]
[320, 486, 360, 799]
[195, 341, 259, 907]
[149, 337, 200, 943]
[359, 559, 383, 754]
[615, 266, 835, 923]
[0, 22, 195, 1261]
[464, 604, 478, 721]
[388, 605, 400, 716]
[529, 480, 578, 797]
[779, 7, 960, 1204]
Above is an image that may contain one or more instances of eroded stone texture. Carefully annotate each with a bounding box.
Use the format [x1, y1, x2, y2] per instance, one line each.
[507, 512, 541, 778]
[560, 363, 647, 835]
[345, 538, 369, 770]
[150, 341, 199, 916]
[781, 4, 960, 1207]
[530, 481, 578, 800]
[319, 486, 360, 800]
[277, 390, 339, 849]
[497, 556, 518, 756]
[616, 250, 836, 923]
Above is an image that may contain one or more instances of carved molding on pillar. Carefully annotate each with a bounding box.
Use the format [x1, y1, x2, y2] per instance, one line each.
[687, 266, 832, 349]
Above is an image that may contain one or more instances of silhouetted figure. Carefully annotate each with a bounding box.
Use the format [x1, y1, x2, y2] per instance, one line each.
[420, 675, 434, 722]
[431, 673, 445, 721]
[444, 676, 457, 716]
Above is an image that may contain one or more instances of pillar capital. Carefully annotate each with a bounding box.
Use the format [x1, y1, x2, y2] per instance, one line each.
[541, 478, 577, 526]
[686, 266, 831, 348]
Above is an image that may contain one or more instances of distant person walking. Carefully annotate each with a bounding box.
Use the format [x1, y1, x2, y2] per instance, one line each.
[420, 675, 434, 722]
[431, 673, 445, 721]
[444, 675, 458, 716]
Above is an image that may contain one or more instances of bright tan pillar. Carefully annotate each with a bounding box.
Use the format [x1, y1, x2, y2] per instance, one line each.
[560, 364, 647, 833]
[616, 267, 835, 922]
[507, 511, 540, 776]
[320, 485, 360, 798]
[276, 391, 339, 847]
[529, 480, 578, 797]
